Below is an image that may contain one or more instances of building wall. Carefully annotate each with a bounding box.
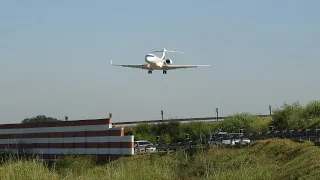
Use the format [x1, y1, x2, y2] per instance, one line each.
[0, 118, 134, 161]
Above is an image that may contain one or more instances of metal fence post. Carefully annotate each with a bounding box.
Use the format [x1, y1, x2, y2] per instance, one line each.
[216, 108, 219, 122]
[269, 105, 272, 116]
[161, 110, 164, 121]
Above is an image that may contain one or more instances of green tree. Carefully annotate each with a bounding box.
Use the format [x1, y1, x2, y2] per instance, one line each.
[270, 102, 306, 130]
[218, 113, 257, 132]
[22, 115, 62, 124]
[303, 100, 320, 119]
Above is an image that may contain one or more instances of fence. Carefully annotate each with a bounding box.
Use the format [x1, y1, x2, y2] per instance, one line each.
[0, 118, 134, 161]
[113, 114, 271, 125]
[134, 128, 320, 153]
[245, 128, 320, 142]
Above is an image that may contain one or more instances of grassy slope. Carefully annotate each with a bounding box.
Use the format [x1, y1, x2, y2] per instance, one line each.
[1, 139, 320, 180]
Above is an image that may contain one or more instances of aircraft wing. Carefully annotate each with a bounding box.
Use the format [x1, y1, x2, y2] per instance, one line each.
[110, 60, 149, 70]
[163, 64, 210, 70]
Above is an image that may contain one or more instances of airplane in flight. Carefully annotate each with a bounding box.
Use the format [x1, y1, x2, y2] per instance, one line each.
[110, 48, 210, 74]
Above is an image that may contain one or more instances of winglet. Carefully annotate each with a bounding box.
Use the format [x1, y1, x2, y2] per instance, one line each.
[110, 59, 113, 65]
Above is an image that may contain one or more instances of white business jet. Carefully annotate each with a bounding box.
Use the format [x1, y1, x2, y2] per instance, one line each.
[110, 48, 210, 74]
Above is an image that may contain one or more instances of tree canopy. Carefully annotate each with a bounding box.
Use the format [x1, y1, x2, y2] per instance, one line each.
[22, 115, 62, 124]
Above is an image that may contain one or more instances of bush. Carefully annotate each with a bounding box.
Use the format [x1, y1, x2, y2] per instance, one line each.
[52, 154, 97, 176]
[303, 100, 320, 120]
[181, 121, 218, 140]
[124, 100, 320, 143]
[271, 101, 320, 130]
[0, 159, 59, 180]
[123, 120, 221, 143]
[217, 113, 270, 133]
[270, 102, 305, 130]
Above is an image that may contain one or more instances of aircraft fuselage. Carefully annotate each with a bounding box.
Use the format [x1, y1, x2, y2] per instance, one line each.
[144, 54, 165, 70]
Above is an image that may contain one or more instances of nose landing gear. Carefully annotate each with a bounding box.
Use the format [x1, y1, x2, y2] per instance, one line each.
[148, 70, 152, 74]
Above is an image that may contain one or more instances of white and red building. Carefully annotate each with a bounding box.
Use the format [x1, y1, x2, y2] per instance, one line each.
[0, 118, 134, 161]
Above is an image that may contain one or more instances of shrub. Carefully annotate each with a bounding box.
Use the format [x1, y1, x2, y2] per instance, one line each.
[217, 113, 268, 133]
[270, 102, 304, 130]
[52, 154, 97, 176]
[122, 120, 220, 143]
[124, 126, 135, 135]
[123, 116, 271, 143]
[271, 101, 320, 130]
[181, 121, 218, 140]
[304, 101, 320, 118]
[123, 101, 320, 143]
[0, 159, 59, 180]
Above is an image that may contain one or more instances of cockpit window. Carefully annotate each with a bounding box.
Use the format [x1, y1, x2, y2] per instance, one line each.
[146, 54, 154, 57]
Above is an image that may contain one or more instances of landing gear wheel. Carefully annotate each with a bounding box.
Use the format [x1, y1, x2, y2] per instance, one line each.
[163, 70, 167, 74]
[148, 70, 152, 74]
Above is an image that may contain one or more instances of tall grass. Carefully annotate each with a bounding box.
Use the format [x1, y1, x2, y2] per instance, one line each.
[1, 139, 320, 179]
[0, 158, 59, 180]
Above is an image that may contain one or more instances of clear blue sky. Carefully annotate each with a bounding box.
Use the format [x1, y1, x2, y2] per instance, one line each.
[1, 0, 319, 124]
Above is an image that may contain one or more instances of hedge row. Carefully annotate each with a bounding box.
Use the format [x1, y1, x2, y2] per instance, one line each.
[124, 100, 320, 143]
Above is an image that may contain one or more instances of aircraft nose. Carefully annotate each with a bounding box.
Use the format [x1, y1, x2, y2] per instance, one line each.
[145, 55, 150, 62]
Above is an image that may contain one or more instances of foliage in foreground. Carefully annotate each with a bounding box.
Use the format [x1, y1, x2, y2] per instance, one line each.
[1, 139, 320, 180]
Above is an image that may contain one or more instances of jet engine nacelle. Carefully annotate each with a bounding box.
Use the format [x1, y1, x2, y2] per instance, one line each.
[165, 59, 173, 64]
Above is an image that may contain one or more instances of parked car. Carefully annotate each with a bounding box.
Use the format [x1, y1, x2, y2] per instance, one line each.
[233, 138, 251, 145]
[134, 140, 156, 153]
[209, 131, 231, 146]
[228, 133, 251, 145]
[209, 131, 251, 146]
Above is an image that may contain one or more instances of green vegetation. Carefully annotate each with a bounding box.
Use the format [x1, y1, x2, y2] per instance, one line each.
[1, 100, 320, 179]
[18, 100, 320, 143]
[22, 115, 62, 124]
[1, 139, 320, 179]
[124, 100, 320, 143]
[124, 115, 272, 143]
[271, 100, 320, 130]
[218, 113, 272, 133]
[124, 120, 221, 143]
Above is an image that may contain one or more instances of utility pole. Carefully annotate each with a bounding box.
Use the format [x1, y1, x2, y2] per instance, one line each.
[268, 105, 272, 116]
[216, 108, 219, 122]
[161, 110, 164, 121]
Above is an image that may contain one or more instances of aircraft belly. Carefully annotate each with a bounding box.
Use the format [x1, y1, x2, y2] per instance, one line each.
[153, 66, 163, 70]
[149, 62, 163, 70]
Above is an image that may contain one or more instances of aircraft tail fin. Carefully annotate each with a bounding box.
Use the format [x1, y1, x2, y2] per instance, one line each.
[151, 48, 184, 60]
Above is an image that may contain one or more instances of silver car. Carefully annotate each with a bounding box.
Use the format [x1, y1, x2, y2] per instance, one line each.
[134, 140, 156, 153]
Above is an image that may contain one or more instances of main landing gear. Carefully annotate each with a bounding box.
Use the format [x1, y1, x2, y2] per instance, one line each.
[147, 70, 167, 74]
